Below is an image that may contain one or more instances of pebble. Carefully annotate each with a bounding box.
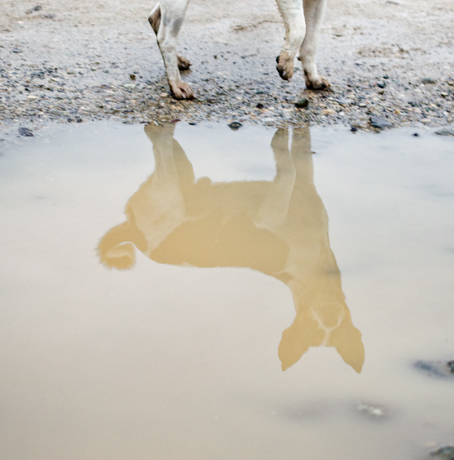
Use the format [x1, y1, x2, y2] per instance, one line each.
[431, 447, 454, 460]
[414, 360, 454, 378]
[422, 78, 437, 85]
[228, 121, 242, 130]
[357, 403, 386, 419]
[370, 116, 393, 130]
[18, 127, 34, 137]
[435, 129, 454, 137]
[295, 97, 309, 108]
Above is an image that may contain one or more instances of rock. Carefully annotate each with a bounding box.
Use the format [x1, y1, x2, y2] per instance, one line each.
[377, 82, 386, 89]
[295, 97, 309, 108]
[129, 74, 136, 81]
[336, 98, 351, 106]
[25, 5, 43, 14]
[357, 403, 386, 419]
[350, 126, 358, 132]
[422, 78, 437, 85]
[228, 121, 242, 130]
[256, 103, 264, 109]
[435, 129, 454, 137]
[413, 132, 420, 137]
[370, 116, 392, 130]
[415, 360, 454, 378]
[18, 127, 34, 137]
[431, 446, 454, 460]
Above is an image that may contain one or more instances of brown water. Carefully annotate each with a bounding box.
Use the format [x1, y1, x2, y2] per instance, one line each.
[1, 123, 453, 460]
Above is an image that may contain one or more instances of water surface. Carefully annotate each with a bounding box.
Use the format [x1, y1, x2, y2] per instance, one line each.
[1, 123, 453, 460]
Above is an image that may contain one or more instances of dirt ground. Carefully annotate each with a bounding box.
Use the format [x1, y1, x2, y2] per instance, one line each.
[0, 0, 453, 138]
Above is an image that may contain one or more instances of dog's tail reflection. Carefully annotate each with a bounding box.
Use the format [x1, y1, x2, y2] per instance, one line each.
[98, 124, 364, 372]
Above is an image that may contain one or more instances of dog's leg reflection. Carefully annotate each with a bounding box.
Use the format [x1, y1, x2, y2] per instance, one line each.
[255, 129, 296, 231]
[276, 128, 364, 372]
[98, 124, 189, 269]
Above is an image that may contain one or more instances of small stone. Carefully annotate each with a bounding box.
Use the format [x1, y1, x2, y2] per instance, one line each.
[350, 126, 358, 132]
[25, 5, 43, 14]
[435, 129, 454, 137]
[422, 78, 437, 85]
[189, 122, 197, 125]
[413, 132, 420, 137]
[415, 360, 454, 378]
[370, 116, 392, 130]
[357, 403, 386, 419]
[75, 117, 83, 123]
[377, 82, 386, 89]
[228, 121, 242, 130]
[18, 127, 34, 137]
[171, 119, 181, 123]
[256, 103, 264, 109]
[129, 74, 136, 81]
[295, 97, 309, 108]
[431, 446, 454, 460]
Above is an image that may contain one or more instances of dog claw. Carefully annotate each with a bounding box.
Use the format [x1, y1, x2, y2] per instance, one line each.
[177, 55, 192, 71]
[276, 52, 294, 81]
[169, 81, 195, 100]
[305, 76, 331, 90]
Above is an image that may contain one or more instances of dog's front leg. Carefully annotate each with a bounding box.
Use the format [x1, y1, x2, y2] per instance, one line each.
[275, 0, 306, 80]
[149, 0, 194, 99]
[300, 0, 330, 89]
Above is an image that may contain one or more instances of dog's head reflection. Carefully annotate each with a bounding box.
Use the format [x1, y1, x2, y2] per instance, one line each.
[98, 124, 364, 373]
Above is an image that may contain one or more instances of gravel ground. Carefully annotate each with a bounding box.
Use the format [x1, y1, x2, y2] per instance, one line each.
[1, 0, 454, 140]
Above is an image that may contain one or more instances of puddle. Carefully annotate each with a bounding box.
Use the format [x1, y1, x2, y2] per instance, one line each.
[1, 122, 453, 460]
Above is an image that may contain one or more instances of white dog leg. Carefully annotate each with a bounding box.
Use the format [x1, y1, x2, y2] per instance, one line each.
[299, 0, 330, 89]
[149, 0, 194, 99]
[148, 3, 192, 71]
[275, 0, 306, 81]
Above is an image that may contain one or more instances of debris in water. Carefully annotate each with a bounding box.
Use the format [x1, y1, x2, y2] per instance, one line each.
[357, 403, 386, 419]
[434, 129, 454, 137]
[414, 360, 454, 378]
[228, 121, 242, 130]
[431, 446, 454, 460]
[18, 127, 34, 137]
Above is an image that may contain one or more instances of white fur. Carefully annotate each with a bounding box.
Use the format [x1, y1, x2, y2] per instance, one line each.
[149, 0, 330, 99]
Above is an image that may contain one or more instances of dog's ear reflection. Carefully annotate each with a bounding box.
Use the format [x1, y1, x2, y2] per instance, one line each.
[98, 125, 364, 372]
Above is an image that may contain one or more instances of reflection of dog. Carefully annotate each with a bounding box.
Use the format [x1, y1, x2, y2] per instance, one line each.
[98, 125, 364, 372]
[148, 0, 330, 99]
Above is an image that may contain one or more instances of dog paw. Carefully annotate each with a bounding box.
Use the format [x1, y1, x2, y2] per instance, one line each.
[276, 52, 294, 81]
[305, 75, 331, 90]
[177, 55, 192, 71]
[169, 81, 195, 100]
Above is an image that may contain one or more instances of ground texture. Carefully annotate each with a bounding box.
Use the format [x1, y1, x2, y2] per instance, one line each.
[1, 0, 453, 138]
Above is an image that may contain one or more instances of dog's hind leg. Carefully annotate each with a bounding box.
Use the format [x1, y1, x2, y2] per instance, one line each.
[299, 0, 330, 89]
[275, 0, 306, 81]
[149, 0, 194, 99]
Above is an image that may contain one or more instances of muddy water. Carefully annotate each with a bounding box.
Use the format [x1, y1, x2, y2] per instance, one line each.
[1, 123, 453, 460]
